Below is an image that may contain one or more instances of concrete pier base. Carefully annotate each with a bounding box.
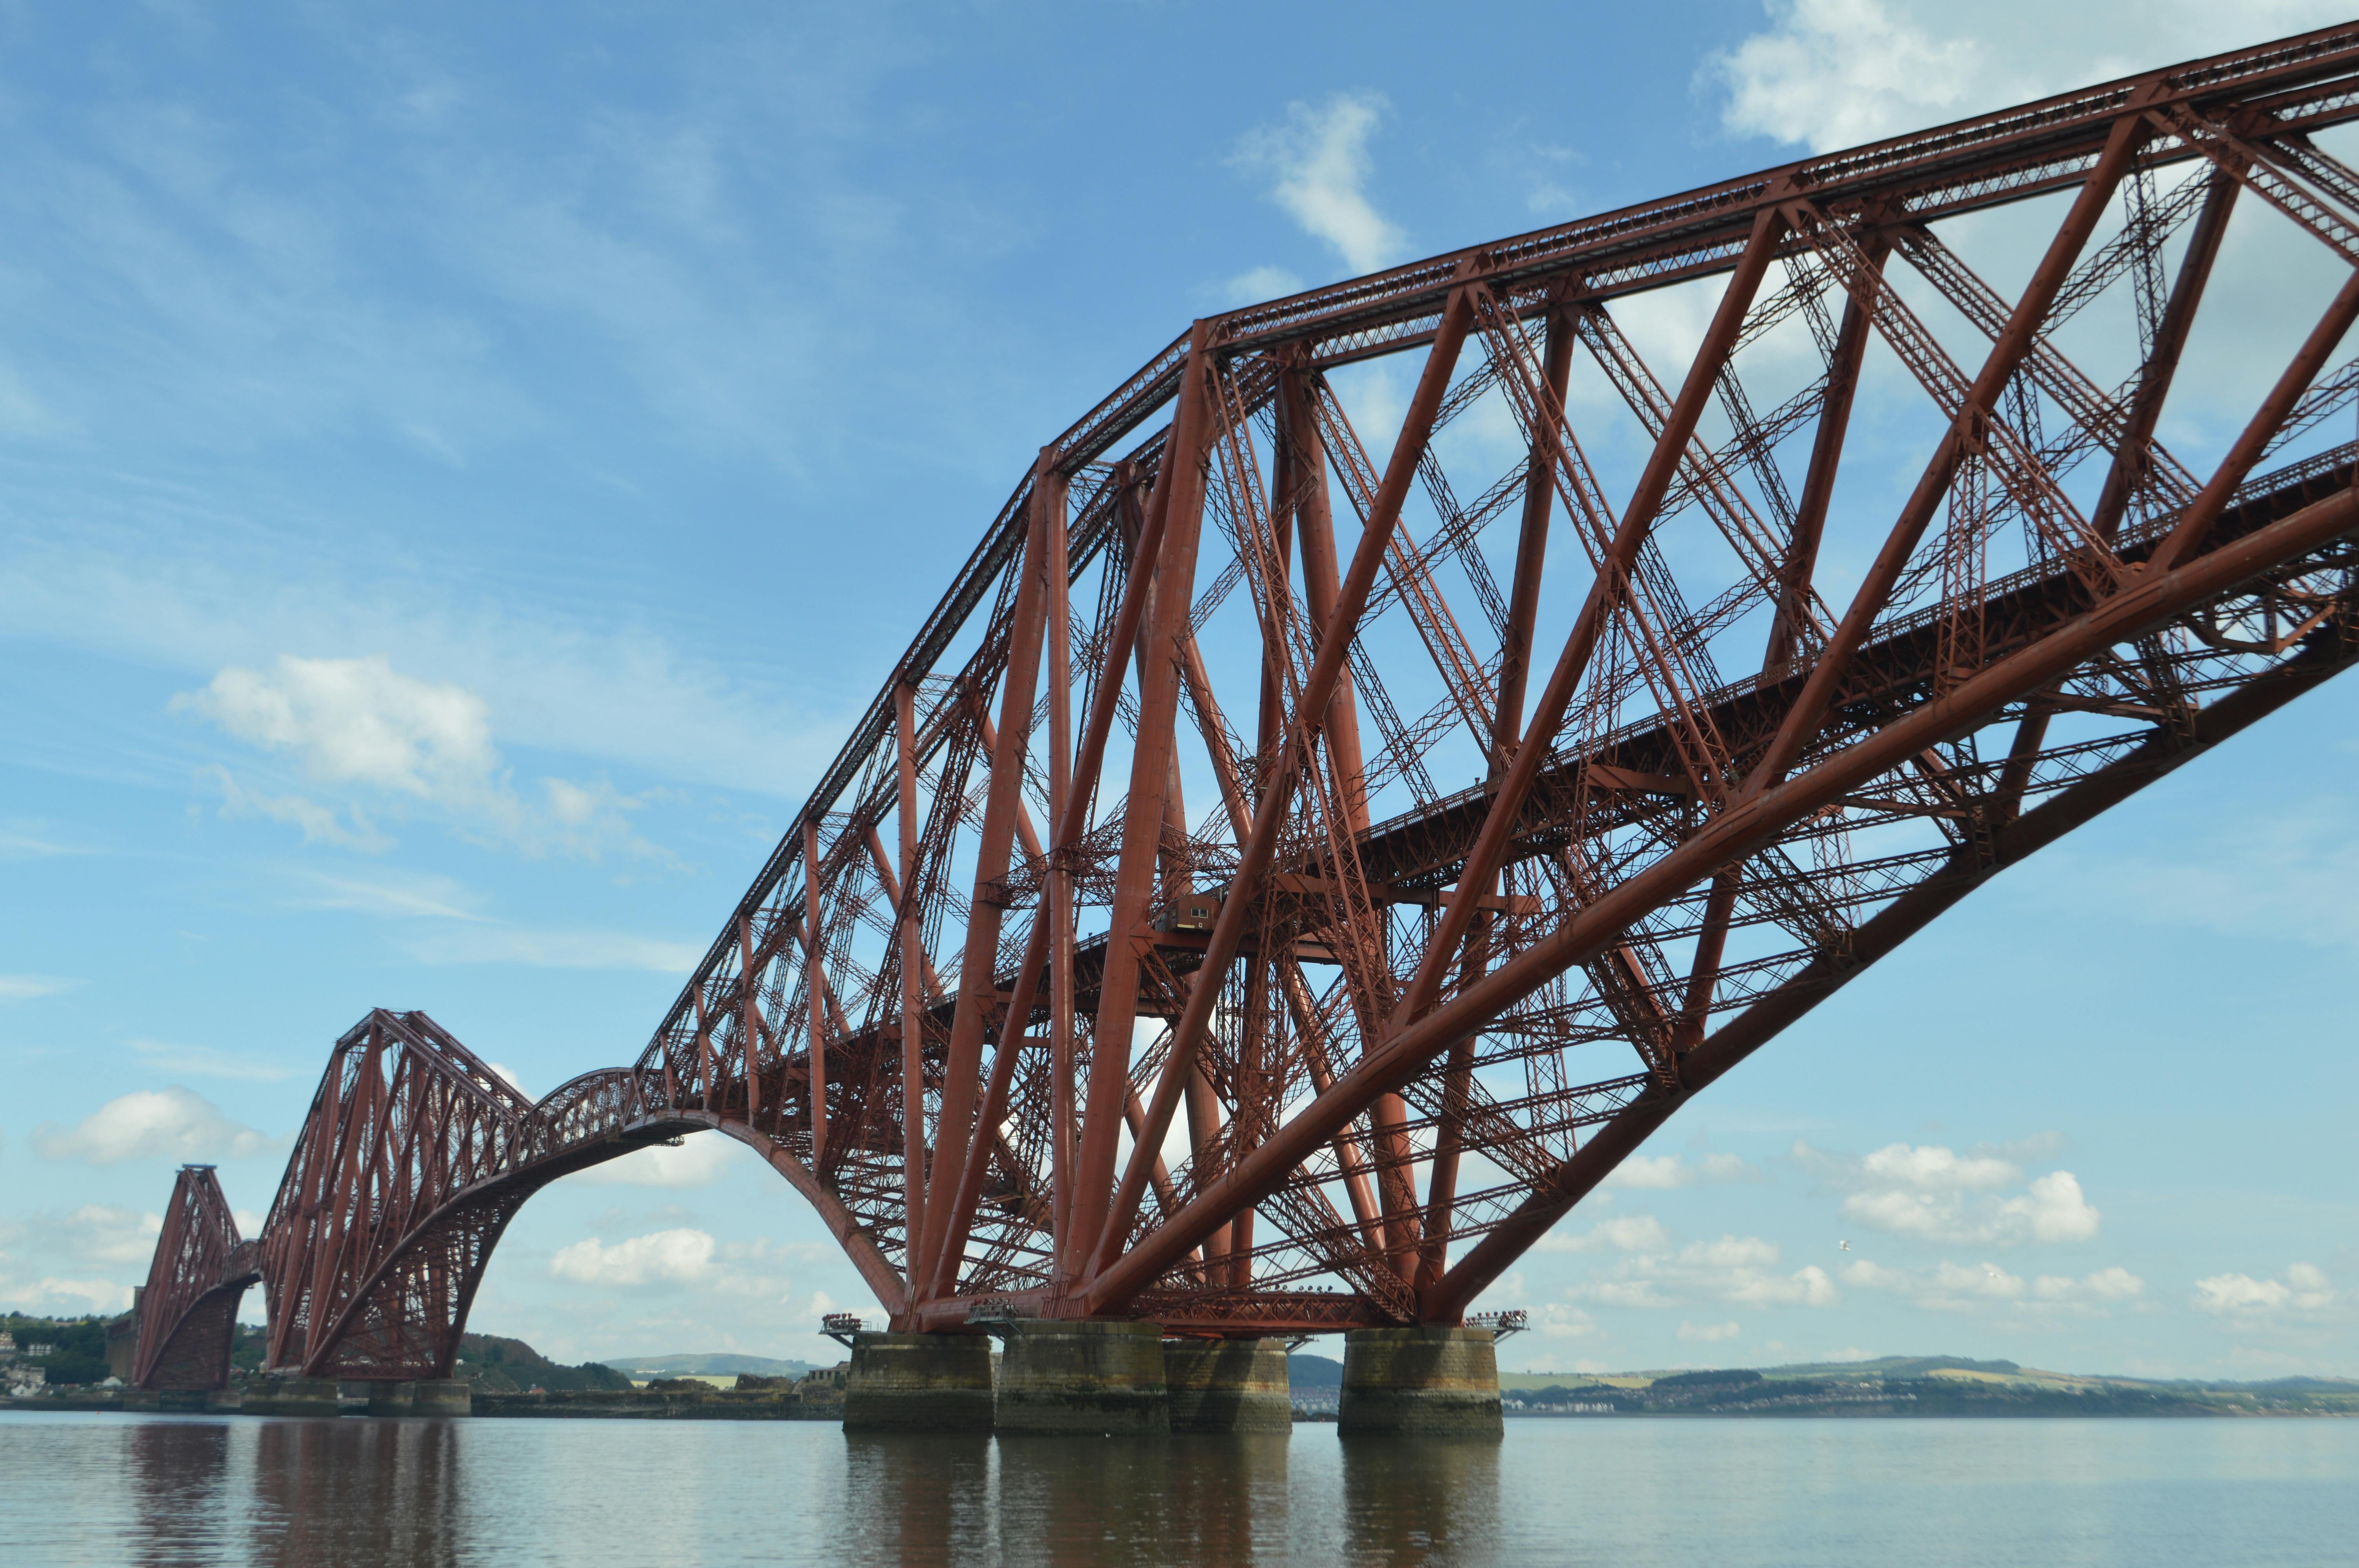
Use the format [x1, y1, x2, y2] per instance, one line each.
[1338, 1327, 1503, 1438]
[411, 1378, 471, 1416]
[156, 1388, 213, 1413]
[1163, 1338, 1292, 1433]
[364, 1379, 471, 1417]
[995, 1320, 1168, 1435]
[243, 1377, 342, 1417]
[842, 1333, 995, 1433]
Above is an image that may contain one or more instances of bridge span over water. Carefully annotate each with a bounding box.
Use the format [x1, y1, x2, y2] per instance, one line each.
[134, 25, 2359, 1424]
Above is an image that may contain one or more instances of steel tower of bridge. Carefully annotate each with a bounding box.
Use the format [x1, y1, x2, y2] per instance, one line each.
[135, 24, 2359, 1428]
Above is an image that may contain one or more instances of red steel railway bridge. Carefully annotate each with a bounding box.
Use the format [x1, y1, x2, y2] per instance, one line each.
[133, 25, 2359, 1429]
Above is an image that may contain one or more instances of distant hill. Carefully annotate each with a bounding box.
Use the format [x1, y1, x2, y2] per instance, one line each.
[598, 1352, 818, 1378]
[1496, 1354, 2359, 1417]
[1289, 1353, 1343, 1387]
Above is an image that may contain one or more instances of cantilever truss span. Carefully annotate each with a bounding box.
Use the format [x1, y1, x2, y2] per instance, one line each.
[135, 24, 2359, 1377]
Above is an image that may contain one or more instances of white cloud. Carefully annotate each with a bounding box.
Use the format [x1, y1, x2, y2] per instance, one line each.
[180, 653, 498, 796]
[1714, 0, 1978, 153]
[571, 1136, 740, 1190]
[1232, 91, 1406, 275]
[1845, 1257, 2144, 1313]
[1860, 1143, 2017, 1191]
[1605, 1152, 1759, 1189]
[177, 654, 652, 857]
[1801, 1140, 2103, 1245]
[1994, 1172, 2104, 1243]
[550, 1228, 717, 1287]
[1846, 1257, 2025, 1309]
[33, 1086, 275, 1165]
[1534, 1304, 1603, 1339]
[1538, 1214, 1671, 1254]
[1679, 1319, 1742, 1343]
[131, 1038, 293, 1083]
[0, 1274, 135, 1315]
[0, 974, 79, 1002]
[2194, 1264, 2338, 1316]
[1712, 1, 2353, 154]
[1567, 1233, 1839, 1309]
[2034, 1266, 2146, 1303]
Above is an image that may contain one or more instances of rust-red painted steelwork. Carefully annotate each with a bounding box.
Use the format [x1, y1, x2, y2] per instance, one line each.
[132, 1166, 259, 1390]
[138, 27, 2359, 1378]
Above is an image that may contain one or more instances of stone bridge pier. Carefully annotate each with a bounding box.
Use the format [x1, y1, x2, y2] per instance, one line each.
[841, 1322, 1501, 1434]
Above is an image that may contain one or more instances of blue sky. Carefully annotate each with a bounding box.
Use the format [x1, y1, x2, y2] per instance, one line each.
[3, 0, 2354, 1378]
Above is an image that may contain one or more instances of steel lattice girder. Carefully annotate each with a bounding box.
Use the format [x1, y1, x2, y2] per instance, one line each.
[129, 24, 2359, 1370]
[133, 1166, 259, 1390]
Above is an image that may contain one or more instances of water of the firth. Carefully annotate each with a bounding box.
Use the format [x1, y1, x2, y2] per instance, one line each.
[2, 1410, 2353, 1566]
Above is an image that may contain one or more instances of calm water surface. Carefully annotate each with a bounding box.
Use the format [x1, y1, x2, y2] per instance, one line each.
[2, 1410, 2353, 1566]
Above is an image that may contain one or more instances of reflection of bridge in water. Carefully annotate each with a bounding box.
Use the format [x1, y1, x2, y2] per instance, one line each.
[103, 1415, 1504, 1562]
[136, 25, 2359, 1433]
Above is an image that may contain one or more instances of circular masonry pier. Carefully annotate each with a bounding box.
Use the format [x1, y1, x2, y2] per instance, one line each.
[1163, 1337, 1293, 1433]
[1338, 1327, 1504, 1438]
[994, 1321, 1169, 1435]
[242, 1377, 341, 1417]
[842, 1332, 996, 1433]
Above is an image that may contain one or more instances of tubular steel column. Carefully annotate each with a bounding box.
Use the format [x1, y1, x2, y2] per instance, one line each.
[916, 475, 1057, 1294]
[1069, 322, 1219, 1280]
[1090, 282, 1479, 1288]
[895, 681, 926, 1255]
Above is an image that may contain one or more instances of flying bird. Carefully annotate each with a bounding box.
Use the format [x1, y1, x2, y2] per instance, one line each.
[1839, 1240, 1851, 1251]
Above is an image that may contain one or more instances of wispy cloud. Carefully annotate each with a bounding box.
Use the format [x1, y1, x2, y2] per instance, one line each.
[131, 1038, 294, 1083]
[1538, 1214, 1672, 1254]
[8, 1205, 165, 1265]
[0, 975, 81, 1003]
[0, 823, 99, 860]
[2072, 804, 2359, 951]
[205, 766, 393, 851]
[288, 867, 487, 921]
[1232, 91, 1406, 276]
[404, 926, 704, 973]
